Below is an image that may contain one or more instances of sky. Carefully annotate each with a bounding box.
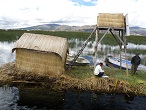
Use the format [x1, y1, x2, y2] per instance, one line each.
[0, 0, 146, 29]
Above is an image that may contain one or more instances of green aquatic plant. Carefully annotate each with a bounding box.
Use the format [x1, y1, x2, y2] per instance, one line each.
[1, 29, 146, 45]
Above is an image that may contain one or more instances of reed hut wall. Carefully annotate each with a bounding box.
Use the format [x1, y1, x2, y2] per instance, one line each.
[12, 33, 69, 75]
[97, 13, 125, 28]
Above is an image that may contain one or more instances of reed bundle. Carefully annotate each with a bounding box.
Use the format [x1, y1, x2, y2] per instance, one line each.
[97, 13, 125, 28]
[16, 49, 64, 75]
[54, 75, 133, 94]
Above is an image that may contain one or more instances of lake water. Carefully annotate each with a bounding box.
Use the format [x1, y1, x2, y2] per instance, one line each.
[0, 40, 146, 110]
[0, 86, 146, 110]
[1, 40, 146, 65]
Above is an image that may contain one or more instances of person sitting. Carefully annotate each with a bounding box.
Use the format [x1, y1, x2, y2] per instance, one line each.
[94, 62, 104, 77]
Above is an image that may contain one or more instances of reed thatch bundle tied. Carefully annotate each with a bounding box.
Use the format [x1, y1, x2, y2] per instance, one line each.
[97, 13, 125, 28]
[54, 76, 133, 94]
[12, 33, 69, 75]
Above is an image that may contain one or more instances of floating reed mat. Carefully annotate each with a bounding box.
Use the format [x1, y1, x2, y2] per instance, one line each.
[0, 62, 145, 95]
[54, 76, 133, 93]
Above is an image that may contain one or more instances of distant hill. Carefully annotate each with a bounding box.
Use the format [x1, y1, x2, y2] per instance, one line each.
[129, 26, 146, 36]
[19, 24, 146, 36]
[19, 23, 95, 32]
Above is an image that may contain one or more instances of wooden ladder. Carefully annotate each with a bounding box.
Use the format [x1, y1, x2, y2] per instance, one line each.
[67, 27, 97, 69]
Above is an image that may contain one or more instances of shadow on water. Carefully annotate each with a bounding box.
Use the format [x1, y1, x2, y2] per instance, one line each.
[63, 91, 146, 110]
[0, 86, 146, 110]
[18, 87, 65, 110]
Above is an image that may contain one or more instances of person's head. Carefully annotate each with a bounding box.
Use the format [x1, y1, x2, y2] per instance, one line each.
[135, 53, 139, 57]
[99, 62, 103, 67]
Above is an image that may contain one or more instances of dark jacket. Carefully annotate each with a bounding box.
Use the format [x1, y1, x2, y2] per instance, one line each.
[131, 56, 141, 65]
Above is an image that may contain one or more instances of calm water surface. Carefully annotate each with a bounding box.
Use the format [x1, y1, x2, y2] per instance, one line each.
[1, 40, 146, 65]
[0, 40, 146, 110]
[0, 86, 146, 110]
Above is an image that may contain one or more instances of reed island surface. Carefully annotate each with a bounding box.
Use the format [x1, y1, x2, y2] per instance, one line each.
[0, 62, 146, 97]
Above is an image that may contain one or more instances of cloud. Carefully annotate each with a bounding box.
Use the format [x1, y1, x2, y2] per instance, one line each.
[96, 0, 146, 28]
[0, 0, 146, 29]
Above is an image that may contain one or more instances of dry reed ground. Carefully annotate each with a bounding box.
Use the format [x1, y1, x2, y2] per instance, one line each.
[0, 62, 145, 96]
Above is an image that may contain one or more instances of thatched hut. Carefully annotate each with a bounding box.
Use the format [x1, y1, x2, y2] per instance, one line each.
[12, 33, 69, 75]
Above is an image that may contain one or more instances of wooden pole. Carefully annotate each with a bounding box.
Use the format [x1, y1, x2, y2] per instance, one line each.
[94, 26, 99, 69]
[123, 30, 129, 78]
[111, 28, 125, 45]
[119, 30, 122, 69]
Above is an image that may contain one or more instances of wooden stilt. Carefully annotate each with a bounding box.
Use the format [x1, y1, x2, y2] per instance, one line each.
[94, 27, 99, 69]
[123, 30, 129, 78]
[120, 45, 122, 69]
[119, 30, 122, 69]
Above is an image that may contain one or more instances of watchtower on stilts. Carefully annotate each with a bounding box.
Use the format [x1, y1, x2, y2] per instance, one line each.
[94, 13, 130, 76]
[67, 13, 130, 75]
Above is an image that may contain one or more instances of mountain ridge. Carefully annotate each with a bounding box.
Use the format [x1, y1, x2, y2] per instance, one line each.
[19, 23, 146, 36]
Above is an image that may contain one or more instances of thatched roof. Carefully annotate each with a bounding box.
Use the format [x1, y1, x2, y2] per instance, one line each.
[97, 13, 125, 28]
[12, 33, 69, 60]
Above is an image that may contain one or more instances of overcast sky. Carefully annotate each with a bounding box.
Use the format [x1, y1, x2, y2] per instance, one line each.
[0, 0, 145, 29]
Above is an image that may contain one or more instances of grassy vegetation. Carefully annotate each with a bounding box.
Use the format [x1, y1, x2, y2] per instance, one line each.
[126, 35, 146, 45]
[0, 29, 25, 42]
[0, 29, 91, 42]
[1, 29, 146, 45]
[126, 49, 146, 55]
[66, 66, 146, 95]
